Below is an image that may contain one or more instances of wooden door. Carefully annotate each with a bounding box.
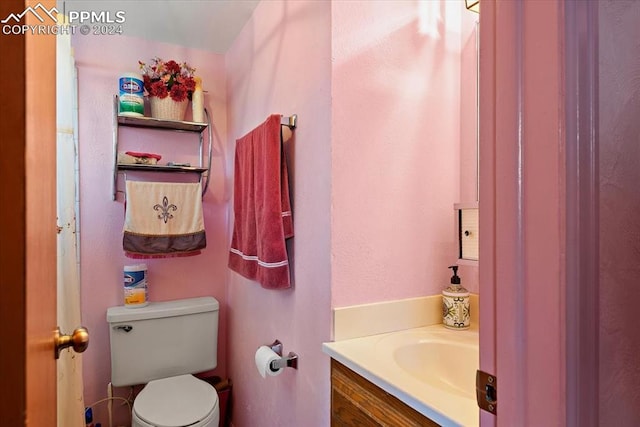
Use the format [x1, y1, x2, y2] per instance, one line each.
[481, 0, 569, 422]
[0, 0, 58, 425]
[25, 0, 58, 423]
[478, 1, 597, 425]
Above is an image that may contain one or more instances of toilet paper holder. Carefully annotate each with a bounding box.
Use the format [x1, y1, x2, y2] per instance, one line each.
[269, 340, 298, 371]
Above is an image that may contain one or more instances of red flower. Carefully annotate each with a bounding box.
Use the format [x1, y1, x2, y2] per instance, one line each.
[139, 58, 197, 100]
[176, 75, 196, 93]
[164, 60, 181, 75]
[150, 80, 168, 98]
[183, 77, 196, 93]
[169, 84, 187, 102]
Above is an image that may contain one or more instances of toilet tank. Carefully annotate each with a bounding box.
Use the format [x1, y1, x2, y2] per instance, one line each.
[107, 296, 219, 387]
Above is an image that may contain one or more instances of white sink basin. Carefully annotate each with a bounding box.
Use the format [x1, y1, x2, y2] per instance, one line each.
[391, 336, 478, 399]
[323, 324, 479, 427]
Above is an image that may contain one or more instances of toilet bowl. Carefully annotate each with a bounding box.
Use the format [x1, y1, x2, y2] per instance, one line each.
[106, 297, 221, 427]
[132, 375, 219, 427]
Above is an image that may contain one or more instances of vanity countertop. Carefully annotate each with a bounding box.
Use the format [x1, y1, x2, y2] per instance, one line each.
[323, 324, 479, 427]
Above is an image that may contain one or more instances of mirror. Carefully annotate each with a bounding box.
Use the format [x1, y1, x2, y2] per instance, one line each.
[459, 17, 479, 204]
[457, 17, 479, 263]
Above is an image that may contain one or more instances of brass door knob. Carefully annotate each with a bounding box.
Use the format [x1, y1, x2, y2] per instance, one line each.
[55, 326, 89, 359]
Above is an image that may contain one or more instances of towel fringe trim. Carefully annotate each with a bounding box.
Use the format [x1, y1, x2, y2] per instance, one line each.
[229, 247, 289, 268]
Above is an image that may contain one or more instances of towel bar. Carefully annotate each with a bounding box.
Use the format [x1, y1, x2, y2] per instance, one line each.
[280, 114, 297, 130]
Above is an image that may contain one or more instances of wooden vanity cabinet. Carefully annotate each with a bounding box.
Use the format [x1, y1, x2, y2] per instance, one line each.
[331, 359, 440, 426]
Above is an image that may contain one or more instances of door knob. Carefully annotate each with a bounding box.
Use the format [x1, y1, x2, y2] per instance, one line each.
[55, 326, 89, 359]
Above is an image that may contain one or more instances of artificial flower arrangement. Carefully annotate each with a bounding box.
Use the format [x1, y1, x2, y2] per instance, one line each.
[138, 57, 196, 102]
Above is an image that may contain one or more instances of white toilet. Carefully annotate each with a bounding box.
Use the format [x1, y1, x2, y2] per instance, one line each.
[107, 297, 220, 427]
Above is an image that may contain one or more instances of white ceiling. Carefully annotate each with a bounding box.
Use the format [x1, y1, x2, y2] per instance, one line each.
[59, 0, 260, 53]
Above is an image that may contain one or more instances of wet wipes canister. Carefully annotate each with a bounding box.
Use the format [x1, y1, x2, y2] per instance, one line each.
[123, 264, 148, 308]
[118, 72, 144, 117]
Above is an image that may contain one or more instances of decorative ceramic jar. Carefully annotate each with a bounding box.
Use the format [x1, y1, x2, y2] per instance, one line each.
[442, 265, 470, 329]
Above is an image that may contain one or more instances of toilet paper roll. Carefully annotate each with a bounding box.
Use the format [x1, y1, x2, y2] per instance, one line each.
[255, 345, 283, 378]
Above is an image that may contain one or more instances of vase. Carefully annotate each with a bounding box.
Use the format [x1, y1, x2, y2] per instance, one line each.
[149, 96, 188, 121]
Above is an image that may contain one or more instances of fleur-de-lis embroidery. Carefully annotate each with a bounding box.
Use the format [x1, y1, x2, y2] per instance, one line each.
[153, 196, 178, 223]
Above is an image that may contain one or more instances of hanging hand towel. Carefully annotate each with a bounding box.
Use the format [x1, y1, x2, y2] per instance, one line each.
[228, 114, 293, 289]
[123, 181, 206, 258]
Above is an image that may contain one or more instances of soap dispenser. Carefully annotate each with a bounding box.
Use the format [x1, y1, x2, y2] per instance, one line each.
[442, 265, 470, 329]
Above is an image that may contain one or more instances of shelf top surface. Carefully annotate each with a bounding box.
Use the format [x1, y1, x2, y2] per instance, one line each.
[117, 163, 207, 173]
[117, 114, 208, 132]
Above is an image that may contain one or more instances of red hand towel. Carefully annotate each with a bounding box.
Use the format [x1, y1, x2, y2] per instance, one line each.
[125, 151, 162, 161]
[228, 115, 293, 289]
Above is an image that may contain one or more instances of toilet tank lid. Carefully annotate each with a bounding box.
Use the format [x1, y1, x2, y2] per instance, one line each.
[107, 297, 219, 323]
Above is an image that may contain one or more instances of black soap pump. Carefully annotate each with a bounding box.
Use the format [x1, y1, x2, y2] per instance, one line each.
[442, 265, 470, 329]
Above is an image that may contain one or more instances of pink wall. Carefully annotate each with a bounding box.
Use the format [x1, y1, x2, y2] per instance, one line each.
[224, 1, 475, 424]
[72, 35, 229, 425]
[598, 1, 640, 423]
[331, 0, 476, 307]
[225, 1, 332, 426]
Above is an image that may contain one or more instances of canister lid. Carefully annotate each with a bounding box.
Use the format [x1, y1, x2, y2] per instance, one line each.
[119, 72, 143, 80]
[124, 264, 147, 272]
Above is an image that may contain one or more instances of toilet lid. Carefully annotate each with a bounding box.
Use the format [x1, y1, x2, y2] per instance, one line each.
[134, 375, 219, 427]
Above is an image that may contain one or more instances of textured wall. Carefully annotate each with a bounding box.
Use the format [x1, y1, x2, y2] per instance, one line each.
[72, 35, 228, 426]
[225, 1, 332, 426]
[599, 1, 640, 424]
[331, 0, 475, 306]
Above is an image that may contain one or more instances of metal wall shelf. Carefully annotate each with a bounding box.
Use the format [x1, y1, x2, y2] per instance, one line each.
[112, 95, 212, 200]
[116, 164, 208, 173]
[117, 114, 208, 132]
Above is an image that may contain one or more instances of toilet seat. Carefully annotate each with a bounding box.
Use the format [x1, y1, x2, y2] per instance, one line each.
[133, 374, 219, 427]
